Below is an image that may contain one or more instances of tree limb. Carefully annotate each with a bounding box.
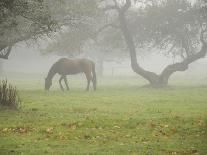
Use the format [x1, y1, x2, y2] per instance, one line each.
[101, 0, 120, 11]
[112, 0, 118, 7]
[96, 23, 119, 35]
[0, 46, 13, 59]
[159, 29, 207, 84]
[0, 29, 42, 60]
[120, 0, 131, 13]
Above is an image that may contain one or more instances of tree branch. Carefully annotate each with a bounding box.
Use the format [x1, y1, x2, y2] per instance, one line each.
[159, 29, 207, 84]
[120, 0, 131, 13]
[112, 0, 118, 7]
[0, 29, 42, 60]
[200, 28, 207, 45]
[96, 23, 119, 35]
[0, 46, 13, 59]
[101, 0, 120, 11]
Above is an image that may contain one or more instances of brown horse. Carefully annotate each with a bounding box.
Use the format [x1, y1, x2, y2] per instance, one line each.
[45, 58, 96, 91]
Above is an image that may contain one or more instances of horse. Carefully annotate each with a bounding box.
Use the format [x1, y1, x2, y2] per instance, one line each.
[45, 58, 96, 91]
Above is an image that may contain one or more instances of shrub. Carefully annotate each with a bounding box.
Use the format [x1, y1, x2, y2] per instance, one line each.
[0, 80, 21, 109]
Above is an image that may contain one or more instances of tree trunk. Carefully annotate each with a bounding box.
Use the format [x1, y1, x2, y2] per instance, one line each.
[0, 60, 3, 77]
[118, 10, 159, 86]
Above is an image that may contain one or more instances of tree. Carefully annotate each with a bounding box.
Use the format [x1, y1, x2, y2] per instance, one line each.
[101, 0, 207, 87]
[44, 15, 127, 76]
[0, 0, 55, 59]
[44, 0, 130, 76]
[43, 1, 108, 76]
[0, 0, 89, 60]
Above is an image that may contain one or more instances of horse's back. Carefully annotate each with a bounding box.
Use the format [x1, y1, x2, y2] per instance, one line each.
[57, 58, 92, 63]
[55, 58, 94, 75]
[77, 58, 94, 73]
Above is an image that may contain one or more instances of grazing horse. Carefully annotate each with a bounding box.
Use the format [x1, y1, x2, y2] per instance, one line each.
[45, 58, 96, 91]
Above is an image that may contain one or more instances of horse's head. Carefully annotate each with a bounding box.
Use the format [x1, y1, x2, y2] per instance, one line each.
[45, 78, 52, 91]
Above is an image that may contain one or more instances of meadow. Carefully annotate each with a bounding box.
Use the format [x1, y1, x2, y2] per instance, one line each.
[0, 74, 207, 155]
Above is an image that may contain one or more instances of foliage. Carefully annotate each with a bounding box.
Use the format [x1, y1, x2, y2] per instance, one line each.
[44, 1, 126, 59]
[0, 0, 94, 59]
[130, 0, 207, 59]
[44, 22, 96, 56]
[0, 0, 55, 50]
[98, 25, 126, 51]
[44, 0, 103, 56]
[0, 80, 21, 109]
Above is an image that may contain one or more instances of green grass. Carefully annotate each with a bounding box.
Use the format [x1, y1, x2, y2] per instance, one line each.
[0, 76, 207, 155]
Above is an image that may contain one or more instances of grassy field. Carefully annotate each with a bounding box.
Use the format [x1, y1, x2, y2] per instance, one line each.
[0, 75, 207, 155]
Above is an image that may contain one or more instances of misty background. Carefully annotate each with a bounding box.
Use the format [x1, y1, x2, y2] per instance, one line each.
[1, 43, 207, 78]
[1, 0, 207, 87]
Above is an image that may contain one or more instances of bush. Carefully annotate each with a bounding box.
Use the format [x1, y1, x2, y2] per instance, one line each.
[0, 80, 21, 109]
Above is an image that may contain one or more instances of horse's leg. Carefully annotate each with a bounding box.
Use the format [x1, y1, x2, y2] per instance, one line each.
[63, 76, 70, 91]
[85, 72, 92, 91]
[59, 76, 64, 91]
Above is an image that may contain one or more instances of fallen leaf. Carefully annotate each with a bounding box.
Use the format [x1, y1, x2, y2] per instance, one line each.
[68, 123, 77, 130]
[150, 122, 156, 128]
[171, 127, 177, 133]
[171, 152, 177, 155]
[46, 127, 53, 134]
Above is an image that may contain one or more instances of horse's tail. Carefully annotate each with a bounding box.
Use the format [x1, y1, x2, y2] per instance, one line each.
[91, 62, 97, 91]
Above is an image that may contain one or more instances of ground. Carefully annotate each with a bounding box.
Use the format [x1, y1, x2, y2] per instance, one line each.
[0, 75, 207, 155]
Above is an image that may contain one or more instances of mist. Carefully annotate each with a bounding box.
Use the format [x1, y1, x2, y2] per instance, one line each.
[2, 44, 207, 78]
[0, 0, 207, 154]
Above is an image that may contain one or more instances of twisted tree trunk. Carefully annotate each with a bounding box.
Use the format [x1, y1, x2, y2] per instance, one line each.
[118, 11, 159, 86]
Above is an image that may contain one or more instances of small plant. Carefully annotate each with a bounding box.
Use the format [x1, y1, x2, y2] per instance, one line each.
[0, 80, 21, 109]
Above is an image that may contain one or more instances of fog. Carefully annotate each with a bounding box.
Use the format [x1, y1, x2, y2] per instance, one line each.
[2, 44, 60, 74]
[2, 43, 207, 78]
[0, 1, 207, 153]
